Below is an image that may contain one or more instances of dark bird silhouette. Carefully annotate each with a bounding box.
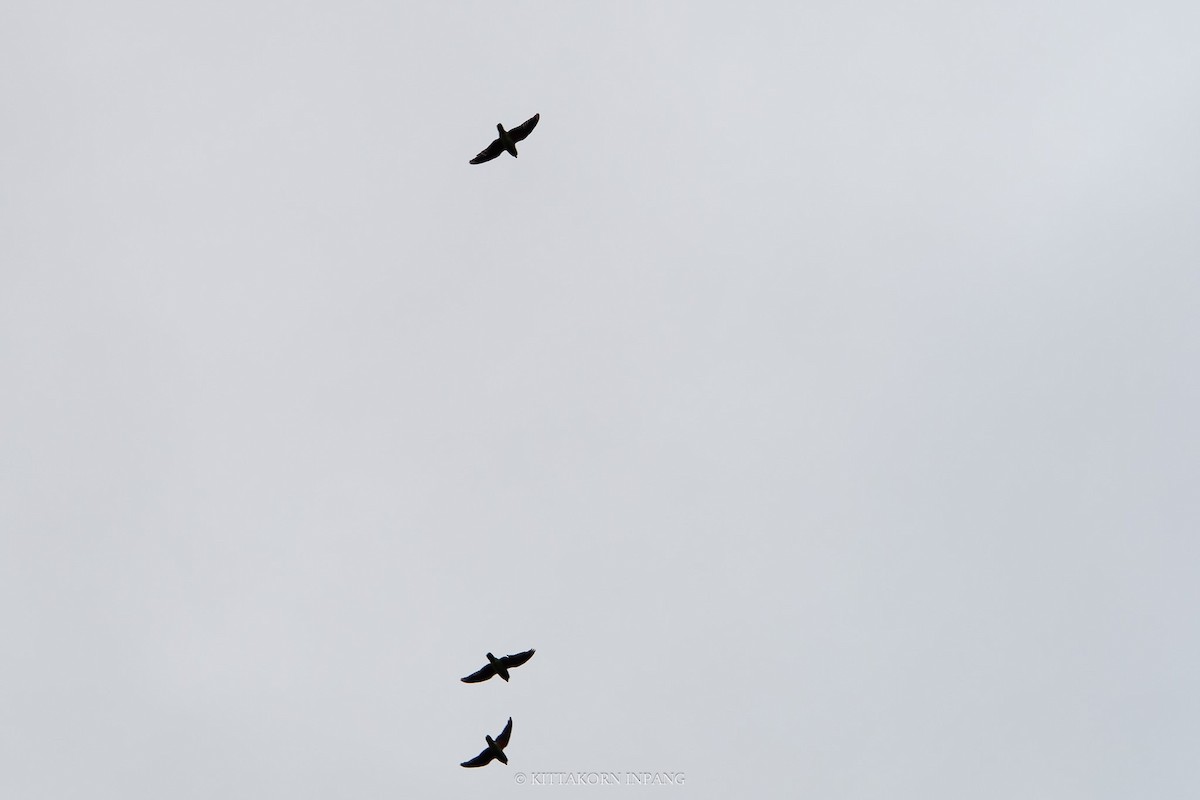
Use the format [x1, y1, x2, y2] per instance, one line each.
[460, 717, 514, 768]
[469, 114, 540, 164]
[461, 649, 535, 683]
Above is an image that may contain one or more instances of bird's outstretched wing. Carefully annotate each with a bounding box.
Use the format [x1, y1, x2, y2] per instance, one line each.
[461, 663, 497, 683]
[460, 748, 496, 768]
[500, 649, 535, 669]
[508, 113, 539, 143]
[470, 138, 505, 164]
[495, 717, 513, 749]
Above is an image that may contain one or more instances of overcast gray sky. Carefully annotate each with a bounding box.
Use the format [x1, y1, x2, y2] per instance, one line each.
[2, 2, 1199, 798]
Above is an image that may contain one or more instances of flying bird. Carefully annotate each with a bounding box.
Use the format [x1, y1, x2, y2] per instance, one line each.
[469, 114, 540, 164]
[461, 649, 535, 683]
[460, 717, 514, 768]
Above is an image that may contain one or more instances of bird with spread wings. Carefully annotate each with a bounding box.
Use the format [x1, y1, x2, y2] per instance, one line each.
[469, 114, 540, 164]
[460, 717, 514, 768]
[461, 649, 536, 683]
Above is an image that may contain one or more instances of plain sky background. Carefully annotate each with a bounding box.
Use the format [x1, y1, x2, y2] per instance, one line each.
[2, 2, 1198, 798]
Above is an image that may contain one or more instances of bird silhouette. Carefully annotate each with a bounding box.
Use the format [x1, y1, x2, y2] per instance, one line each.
[460, 717, 514, 768]
[469, 114, 540, 164]
[461, 649, 535, 683]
